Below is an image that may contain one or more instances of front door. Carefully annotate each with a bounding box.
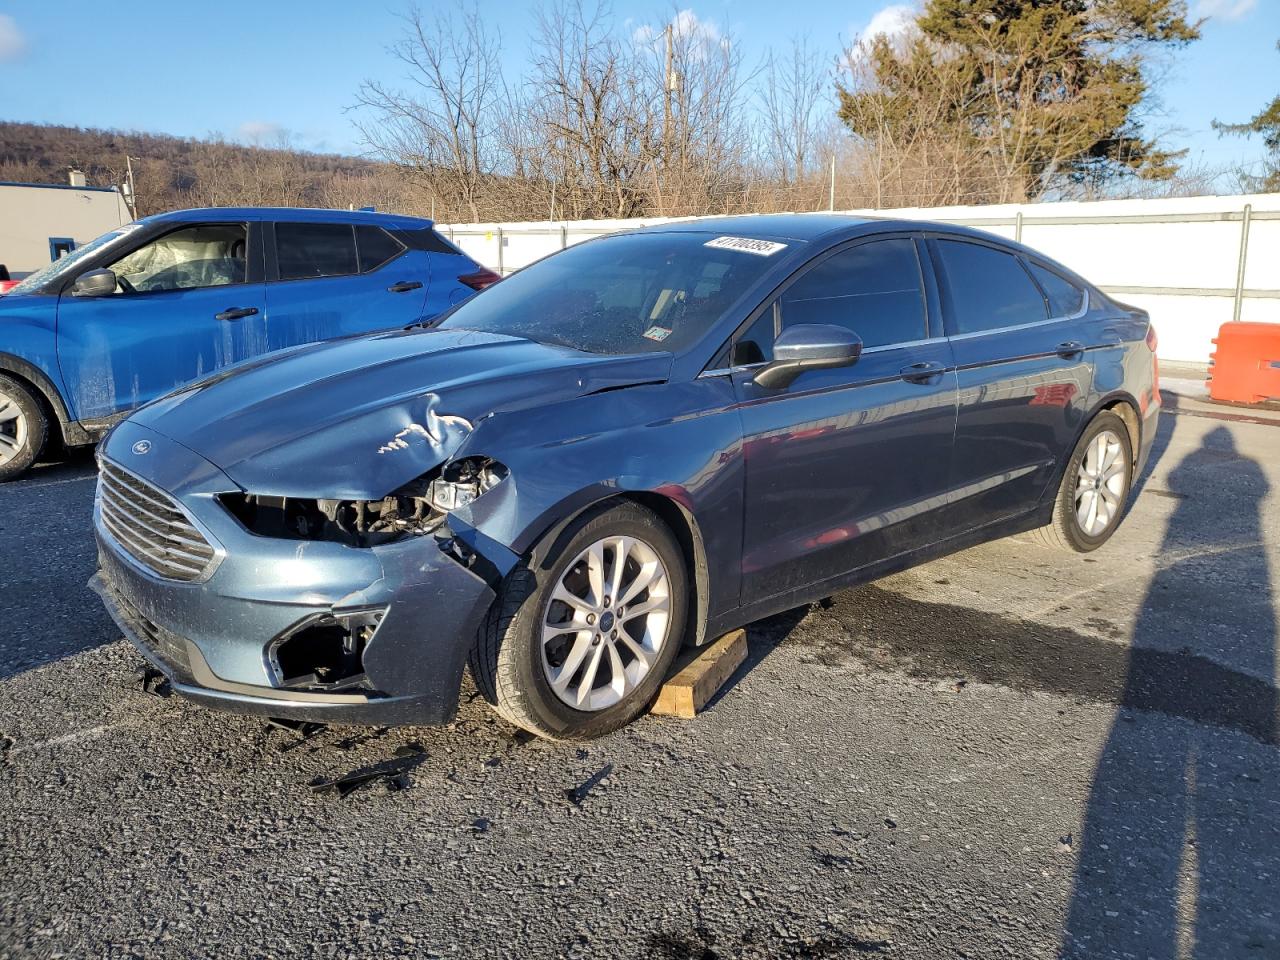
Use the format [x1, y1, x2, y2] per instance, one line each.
[56, 221, 268, 421]
[733, 236, 959, 602]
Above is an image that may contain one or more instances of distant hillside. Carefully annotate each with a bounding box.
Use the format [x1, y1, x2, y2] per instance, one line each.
[0, 121, 425, 217]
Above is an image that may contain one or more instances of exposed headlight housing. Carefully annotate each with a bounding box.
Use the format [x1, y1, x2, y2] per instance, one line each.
[427, 458, 508, 513]
[220, 457, 508, 547]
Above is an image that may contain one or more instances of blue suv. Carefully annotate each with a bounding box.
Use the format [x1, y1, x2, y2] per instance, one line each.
[0, 207, 493, 479]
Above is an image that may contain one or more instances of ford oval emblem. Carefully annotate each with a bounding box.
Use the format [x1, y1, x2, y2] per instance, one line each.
[131, 440, 152, 455]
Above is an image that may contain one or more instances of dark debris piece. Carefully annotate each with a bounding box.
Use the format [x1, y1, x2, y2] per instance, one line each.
[565, 762, 614, 807]
[266, 717, 328, 752]
[309, 742, 428, 799]
[138, 667, 171, 698]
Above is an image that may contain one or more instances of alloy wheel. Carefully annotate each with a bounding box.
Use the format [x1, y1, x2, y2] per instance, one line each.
[1074, 429, 1127, 537]
[0, 391, 28, 467]
[541, 534, 672, 711]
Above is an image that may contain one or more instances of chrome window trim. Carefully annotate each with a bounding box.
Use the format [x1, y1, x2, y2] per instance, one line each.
[698, 361, 768, 379]
[946, 290, 1090, 342]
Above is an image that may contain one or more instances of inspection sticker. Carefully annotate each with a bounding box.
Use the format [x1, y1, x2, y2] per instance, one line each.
[643, 325, 673, 342]
[704, 236, 788, 256]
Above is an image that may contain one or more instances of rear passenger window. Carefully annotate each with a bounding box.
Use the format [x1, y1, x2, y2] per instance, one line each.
[1028, 262, 1086, 318]
[778, 238, 926, 348]
[356, 226, 405, 273]
[276, 223, 358, 280]
[936, 240, 1048, 334]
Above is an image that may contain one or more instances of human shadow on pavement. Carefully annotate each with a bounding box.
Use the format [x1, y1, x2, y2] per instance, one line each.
[1060, 425, 1280, 958]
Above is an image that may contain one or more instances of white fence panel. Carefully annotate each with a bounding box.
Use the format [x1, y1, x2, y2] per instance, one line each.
[441, 194, 1280, 364]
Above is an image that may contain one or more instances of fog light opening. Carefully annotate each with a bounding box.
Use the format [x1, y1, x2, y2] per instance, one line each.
[270, 610, 384, 690]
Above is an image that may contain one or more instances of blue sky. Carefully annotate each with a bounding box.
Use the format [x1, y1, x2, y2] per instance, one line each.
[0, 0, 1276, 177]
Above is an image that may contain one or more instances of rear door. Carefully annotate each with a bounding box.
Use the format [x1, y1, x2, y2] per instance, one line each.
[731, 235, 959, 602]
[930, 235, 1093, 530]
[55, 220, 268, 421]
[262, 221, 432, 349]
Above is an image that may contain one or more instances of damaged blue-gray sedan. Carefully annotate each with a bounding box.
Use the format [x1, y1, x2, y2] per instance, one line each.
[90, 214, 1159, 740]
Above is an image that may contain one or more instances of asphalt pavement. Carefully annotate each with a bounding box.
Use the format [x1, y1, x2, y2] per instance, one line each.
[1, 387, 1278, 960]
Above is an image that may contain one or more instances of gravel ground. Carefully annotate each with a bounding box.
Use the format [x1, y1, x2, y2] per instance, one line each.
[1, 392, 1278, 960]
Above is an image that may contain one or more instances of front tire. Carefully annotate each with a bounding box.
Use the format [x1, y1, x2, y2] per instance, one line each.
[469, 501, 688, 740]
[1032, 410, 1134, 553]
[0, 375, 48, 482]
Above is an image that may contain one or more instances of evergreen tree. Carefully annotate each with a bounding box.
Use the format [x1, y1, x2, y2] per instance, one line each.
[838, 0, 1201, 201]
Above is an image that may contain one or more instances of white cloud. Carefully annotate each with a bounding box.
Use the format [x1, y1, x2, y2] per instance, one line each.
[239, 121, 287, 145]
[856, 3, 918, 46]
[633, 9, 727, 59]
[1192, 0, 1257, 20]
[0, 14, 28, 63]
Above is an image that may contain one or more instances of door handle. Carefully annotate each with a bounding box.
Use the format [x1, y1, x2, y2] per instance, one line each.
[387, 280, 423, 293]
[215, 307, 258, 321]
[1056, 340, 1085, 358]
[900, 360, 945, 384]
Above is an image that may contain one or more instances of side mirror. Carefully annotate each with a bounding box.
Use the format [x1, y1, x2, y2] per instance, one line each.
[71, 269, 118, 297]
[752, 324, 863, 389]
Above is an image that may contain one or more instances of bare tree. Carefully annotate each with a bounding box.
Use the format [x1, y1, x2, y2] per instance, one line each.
[758, 36, 829, 187]
[353, 5, 504, 221]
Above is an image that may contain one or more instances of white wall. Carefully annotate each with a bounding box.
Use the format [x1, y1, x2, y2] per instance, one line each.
[0, 183, 131, 277]
[440, 193, 1280, 365]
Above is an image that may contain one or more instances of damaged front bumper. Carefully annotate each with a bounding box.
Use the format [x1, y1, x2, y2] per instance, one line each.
[90, 421, 514, 726]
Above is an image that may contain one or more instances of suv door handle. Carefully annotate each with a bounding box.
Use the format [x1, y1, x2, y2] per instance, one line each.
[215, 306, 258, 321]
[1056, 340, 1085, 358]
[900, 360, 945, 384]
[387, 280, 423, 293]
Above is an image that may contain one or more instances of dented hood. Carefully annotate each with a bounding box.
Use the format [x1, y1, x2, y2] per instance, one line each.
[130, 327, 672, 498]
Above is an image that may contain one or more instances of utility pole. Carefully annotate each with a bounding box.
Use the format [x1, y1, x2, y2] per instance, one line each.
[663, 24, 674, 161]
[828, 155, 836, 212]
[123, 155, 140, 219]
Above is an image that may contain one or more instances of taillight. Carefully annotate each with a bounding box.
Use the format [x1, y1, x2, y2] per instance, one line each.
[1146, 321, 1160, 394]
[458, 267, 500, 291]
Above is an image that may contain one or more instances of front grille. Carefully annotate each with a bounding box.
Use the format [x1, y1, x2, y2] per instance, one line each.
[98, 459, 216, 582]
[109, 582, 193, 674]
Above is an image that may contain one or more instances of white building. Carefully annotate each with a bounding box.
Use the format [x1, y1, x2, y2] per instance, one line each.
[0, 178, 131, 279]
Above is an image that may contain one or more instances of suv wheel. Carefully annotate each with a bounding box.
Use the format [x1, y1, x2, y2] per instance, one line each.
[1032, 410, 1134, 552]
[470, 501, 688, 740]
[0, 375, 48, 482]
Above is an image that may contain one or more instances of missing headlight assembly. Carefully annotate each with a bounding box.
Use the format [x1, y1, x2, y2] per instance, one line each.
[219, 457, 509, 548]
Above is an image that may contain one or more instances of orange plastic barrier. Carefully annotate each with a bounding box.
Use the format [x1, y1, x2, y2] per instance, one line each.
[1208, 322, 1280, 405]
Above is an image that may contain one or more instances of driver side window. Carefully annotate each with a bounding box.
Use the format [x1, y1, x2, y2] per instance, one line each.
[728, 238, 927, 366]
[107, 224, 248, 294]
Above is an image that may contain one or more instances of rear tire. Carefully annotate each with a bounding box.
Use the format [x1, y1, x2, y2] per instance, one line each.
[1032, 410, 1133, 553]
[469, 501, 688, 740]
[0, 375, 47, 482]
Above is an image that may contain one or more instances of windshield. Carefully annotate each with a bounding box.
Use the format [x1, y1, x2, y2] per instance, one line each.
[9, 224, 141, 295]
[436, 231, 791, 355]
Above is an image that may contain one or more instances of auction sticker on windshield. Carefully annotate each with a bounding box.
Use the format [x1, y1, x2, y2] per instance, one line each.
[704, 236, 788, 256]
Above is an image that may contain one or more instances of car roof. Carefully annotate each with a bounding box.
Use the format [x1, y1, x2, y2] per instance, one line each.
[140, 207, 435, 230]
[643, 213, 877, 242]
[640, 213, 1076, 267]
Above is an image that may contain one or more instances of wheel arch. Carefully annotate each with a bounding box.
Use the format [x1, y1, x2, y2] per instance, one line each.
[1091, 391, 1142, 467]
[516, 488, 712, 650]
[0, 352, 79, 448]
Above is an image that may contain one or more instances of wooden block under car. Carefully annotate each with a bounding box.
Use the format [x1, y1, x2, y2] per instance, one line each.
[650, 628, 747, 719]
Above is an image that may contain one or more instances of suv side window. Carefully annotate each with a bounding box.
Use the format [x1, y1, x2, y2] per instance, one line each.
[778, 238, 927, 348]
[107, 223, 247, 293]
[1027, 262, 1086, 318]
[936, 239, 1048, 334]
[276, 223, 358, 280]
[355, 226, 406, 273]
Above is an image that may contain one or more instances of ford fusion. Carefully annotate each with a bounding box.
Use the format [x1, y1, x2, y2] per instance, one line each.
[91, 215, 1159, 740]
